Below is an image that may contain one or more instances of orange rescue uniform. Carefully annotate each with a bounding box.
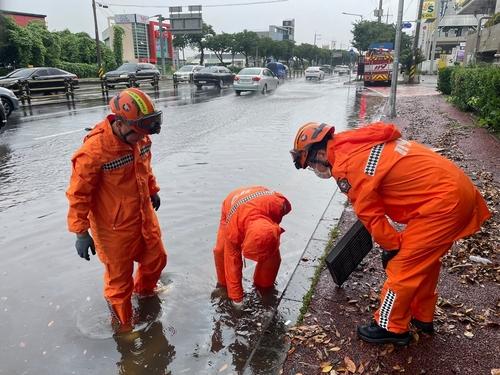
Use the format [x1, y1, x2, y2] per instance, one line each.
[213, 186, 292, 302]
[327, 122, 490, 333]
[66, 115, 167, 326]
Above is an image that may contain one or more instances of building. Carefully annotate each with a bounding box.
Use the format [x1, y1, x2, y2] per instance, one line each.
[102, 14, 174, 65]
[456, 0, 500, 63]
[282, 19, 295, 41]
[418, 1, 490, 71]
[2, 10, 46, 27]
[256, 19, 295, 41]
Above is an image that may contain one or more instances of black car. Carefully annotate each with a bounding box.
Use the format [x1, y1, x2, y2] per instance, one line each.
[0, 67, 79, 96]
[193, 66, 234, 89]
[104, 63, 160, 87]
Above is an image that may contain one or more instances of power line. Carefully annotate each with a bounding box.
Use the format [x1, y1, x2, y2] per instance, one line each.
[102, 0, 288, 8]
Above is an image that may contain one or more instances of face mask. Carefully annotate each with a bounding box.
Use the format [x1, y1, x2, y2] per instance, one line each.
[313, 167, 332, 179]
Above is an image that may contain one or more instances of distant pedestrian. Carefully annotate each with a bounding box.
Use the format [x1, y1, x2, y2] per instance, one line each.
[66, 88, 166, 332]
[213, 186, 292, 308]
[290, 121, 491, 345]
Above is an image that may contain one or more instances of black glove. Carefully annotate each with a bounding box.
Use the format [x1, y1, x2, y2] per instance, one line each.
[150, 193, 161, 211]
[75, 232, 96, 261]
[381, 249, 399, 269]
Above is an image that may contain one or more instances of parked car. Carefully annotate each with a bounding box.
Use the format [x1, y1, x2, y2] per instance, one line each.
[173, 64, 203, 84]
[0, 87, 20, 117]
[0, 67, 79, 95]
[193, 66, 234, 89]
[266, 62, 288, 79]
[334, 65, 351, 75]
[233, 67, 279, 95]
[0, 101, 6, 130]
[104, 63, 160, 87]
[305, 66, 325, 80]
[320, 65, 333, 75]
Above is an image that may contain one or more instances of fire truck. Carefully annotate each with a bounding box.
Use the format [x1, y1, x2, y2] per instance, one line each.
[362, 42, 394, 86]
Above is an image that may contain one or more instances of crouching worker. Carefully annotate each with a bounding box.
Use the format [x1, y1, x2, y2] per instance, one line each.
[66, 88, 167, 332]
[213, 186, 292, 308]
[291, 122, 491, 345]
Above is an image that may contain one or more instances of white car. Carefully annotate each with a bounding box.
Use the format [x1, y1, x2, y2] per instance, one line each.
[233, 67, 279, 95]
[173, 64, 203, 84]
[305, 66, 325, 80]
[334, 65, 351, 75]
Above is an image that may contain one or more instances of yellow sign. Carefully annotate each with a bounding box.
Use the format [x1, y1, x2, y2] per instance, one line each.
[422, 0, 436, 20]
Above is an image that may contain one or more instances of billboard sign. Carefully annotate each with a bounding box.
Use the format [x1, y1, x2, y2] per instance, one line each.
[115, 14, 148, 24]
[169, 13, 203, 34]
[422, 1, 436, 20]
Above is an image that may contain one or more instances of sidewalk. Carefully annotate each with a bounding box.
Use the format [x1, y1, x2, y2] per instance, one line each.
[280, 89, 499, 374]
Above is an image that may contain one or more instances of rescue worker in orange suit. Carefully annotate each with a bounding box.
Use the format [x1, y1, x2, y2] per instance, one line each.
[66, 88, 167, 332]
[213, 186, 292, 308]
[291, 122, 491, 345]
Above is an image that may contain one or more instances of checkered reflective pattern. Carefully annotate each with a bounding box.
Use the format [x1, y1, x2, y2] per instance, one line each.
[102, 154, 134, 171]
[364, 143, 385, 176]
[140, 144, 151, 157]
[378, 289, 396, 329]
[226, 190, 275, 224]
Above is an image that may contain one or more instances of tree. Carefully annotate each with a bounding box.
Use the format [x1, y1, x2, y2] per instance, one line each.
[185, 23, 215, 65]
[351, 21, 396, 52]
[205, 33, 233, 65]
[113, 25, 124, 66]
[233, 30, 258, 67]
[173, 34, 189, 62]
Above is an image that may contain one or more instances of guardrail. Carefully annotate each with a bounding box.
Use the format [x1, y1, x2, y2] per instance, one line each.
[8, 75, 160, 107]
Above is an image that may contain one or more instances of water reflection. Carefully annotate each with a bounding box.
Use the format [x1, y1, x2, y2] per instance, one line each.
[114, 296, 176, 375]
[208, 284, 280, 373]
[346, 86, 386, 128]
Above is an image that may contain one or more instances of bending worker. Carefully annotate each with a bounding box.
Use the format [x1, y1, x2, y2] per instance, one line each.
[66, 88, 167, 332]
[213, 186, 292, 307]
[290, 121, 490, 345]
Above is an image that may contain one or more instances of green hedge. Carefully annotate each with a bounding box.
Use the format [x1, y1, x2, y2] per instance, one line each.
[450, 67, 500, 130]
[56, 62, 99, 78]
[437, 66, 456, 95]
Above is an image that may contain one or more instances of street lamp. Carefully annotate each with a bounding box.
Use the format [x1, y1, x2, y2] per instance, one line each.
[341, 12, 364, 21]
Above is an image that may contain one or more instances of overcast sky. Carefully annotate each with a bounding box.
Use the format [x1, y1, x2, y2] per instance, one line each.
[2, 0, 420, 50]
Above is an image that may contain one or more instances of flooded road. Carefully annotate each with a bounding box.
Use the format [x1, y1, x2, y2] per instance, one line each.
[0, 77, 385, 374]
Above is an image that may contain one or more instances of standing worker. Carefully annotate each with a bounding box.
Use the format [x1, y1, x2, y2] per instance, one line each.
[290, 122, 491, 345]
[213, 186, 292, 307]
[66, 88, 167, 332]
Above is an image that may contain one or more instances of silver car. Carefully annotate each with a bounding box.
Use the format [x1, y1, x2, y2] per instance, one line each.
[173, 65, 203, 84]
[233, 67, 279, 95]
[0, 87, 20, 117]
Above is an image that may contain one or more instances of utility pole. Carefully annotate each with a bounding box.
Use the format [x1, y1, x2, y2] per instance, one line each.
[157, 15, 166, 76]
[429, 0, 441, 74]
[389, 0, 404, 118]
[92, 0, 103, 78]
[410, 0, 425, 83]
[378, 0, 383, 23]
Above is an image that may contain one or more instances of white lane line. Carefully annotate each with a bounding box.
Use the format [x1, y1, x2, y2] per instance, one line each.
[34, 129, 85, 140]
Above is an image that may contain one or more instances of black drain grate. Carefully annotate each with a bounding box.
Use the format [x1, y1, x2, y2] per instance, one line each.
[325, 220, 373, 286]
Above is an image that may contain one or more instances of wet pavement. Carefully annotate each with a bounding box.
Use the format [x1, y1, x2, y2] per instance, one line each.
[0, 76, 385, 375]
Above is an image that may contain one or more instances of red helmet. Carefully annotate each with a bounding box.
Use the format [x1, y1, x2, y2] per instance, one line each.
[109, 88, 162, 135]
[290, 122, 334, 169]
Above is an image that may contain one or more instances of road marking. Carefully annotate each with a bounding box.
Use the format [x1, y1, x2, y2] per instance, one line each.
[34, 129, 84, 140]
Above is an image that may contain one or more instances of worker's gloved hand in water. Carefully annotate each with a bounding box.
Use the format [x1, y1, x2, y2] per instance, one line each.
[75, 231, 96, 261]
[150, 193, 161, 211]
[231, 299, 244, 310]
[381, 249, 399, 269]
